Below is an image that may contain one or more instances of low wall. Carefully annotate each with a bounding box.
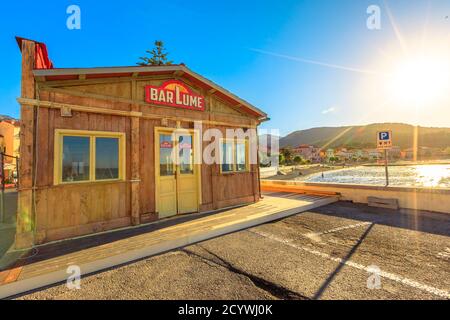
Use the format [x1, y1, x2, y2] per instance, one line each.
[261, 180, 450, 214]
[260, 167, 279, 179]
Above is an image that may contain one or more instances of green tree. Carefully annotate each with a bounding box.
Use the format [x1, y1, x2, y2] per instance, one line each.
[293, 156, 303, 165]
[137, 40, 173, 66]
[329, 156, 339, 163]
[279, 154, 285, 166]
[280, 148, 293, 165]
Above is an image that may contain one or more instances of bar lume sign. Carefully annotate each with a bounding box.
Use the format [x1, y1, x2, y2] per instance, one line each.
[145, 80, 205, 111]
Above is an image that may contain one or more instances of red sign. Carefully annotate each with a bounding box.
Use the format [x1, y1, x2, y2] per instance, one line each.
[145, 80, 205, 111]
[160, 141, 173, 149]
[179, 142, 192, 149]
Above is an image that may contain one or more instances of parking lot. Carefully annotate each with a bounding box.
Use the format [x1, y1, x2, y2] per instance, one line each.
[17, 201, 450, 300]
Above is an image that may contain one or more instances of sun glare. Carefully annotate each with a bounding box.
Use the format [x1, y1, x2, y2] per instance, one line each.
[415, 165, 450, 188]
[387, 55, 450, 106]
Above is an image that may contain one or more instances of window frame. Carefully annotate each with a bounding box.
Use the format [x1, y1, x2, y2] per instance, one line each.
[54, 129, 126, 186]
[219, 138, 250, 174]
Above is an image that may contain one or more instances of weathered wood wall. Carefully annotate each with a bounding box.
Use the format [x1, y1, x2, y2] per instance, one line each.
[23, 73, 261, 244]
[16, 39, 36, 248]
[33, 103, 132, 243]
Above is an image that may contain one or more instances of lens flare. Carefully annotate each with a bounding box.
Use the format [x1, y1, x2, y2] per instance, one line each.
[387, 55, 450, 106]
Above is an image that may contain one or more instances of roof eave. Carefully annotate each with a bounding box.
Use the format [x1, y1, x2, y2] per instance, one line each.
[32, 65, 268, 120]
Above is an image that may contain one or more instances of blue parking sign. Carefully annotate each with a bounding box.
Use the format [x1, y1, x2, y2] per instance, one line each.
[379, 132, 390, 141]
[377, 130, 393, 149]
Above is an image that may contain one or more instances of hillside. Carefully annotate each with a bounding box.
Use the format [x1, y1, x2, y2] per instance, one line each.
[279, 123, 450, 149]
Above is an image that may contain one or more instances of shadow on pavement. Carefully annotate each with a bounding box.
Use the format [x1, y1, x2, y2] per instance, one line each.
[311, 201, 450, 238]
[312, 223, 375, 299]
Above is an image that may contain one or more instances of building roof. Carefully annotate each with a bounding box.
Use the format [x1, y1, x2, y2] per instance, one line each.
[17, 37, 268, 121]
[0, 117, 20, 127]
[295, 144, 314, 149]
[34, 65, 267, 119]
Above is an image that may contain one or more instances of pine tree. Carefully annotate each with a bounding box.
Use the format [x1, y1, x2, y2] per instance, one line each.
[137, 40, 173, 66]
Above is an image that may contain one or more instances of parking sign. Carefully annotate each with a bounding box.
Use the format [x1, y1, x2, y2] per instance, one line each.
[377, 130, 392, 149]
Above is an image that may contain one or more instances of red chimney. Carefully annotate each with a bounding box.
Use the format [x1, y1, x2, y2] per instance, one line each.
[16, 36, 54, 69]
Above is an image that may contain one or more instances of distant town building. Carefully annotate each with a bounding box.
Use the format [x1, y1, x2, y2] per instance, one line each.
[335, 148, 354, 161]
[0, 118, 20, 181]
[388, 146, 401, 159]
[0, 119, 20, 157]
[292, 144, 322, 163]
[367, 149, 383, 160]
[354, 149, 369, 160]
[326, 149, 335, 159]
[401, 146, 437, 160]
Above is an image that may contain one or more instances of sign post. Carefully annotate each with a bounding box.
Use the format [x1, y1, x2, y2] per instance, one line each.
[377, 131, 392, 187]
[384, 149, 389, 186]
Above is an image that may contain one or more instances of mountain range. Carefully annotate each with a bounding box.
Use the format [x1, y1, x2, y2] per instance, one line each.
[270, 123, 450, 150]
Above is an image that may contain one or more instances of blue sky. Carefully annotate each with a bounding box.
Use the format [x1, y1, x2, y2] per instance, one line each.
[1, 0, 449, 136]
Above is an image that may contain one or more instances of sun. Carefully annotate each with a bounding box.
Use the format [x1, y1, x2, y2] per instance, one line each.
[386, 55, 450, 106]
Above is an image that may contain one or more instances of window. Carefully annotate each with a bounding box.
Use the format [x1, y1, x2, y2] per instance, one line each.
[62, 136, 90, 182]
[159, 134, 175, 177]
[235, 141, 247, 172]
[178, 135, 194, 175]
[221, 140, 234, 173]
[95, 138, 120, 180]
[55, 130, 125, 185]
[220, 139, 249, 174]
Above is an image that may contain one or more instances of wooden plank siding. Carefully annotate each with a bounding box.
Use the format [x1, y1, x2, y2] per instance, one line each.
[18, 67, 262, 246]
[33, 106, 134, 243]
[16, 39, 37, 248]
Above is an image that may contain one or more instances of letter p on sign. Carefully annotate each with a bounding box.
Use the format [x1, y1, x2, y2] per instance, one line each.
[379, 132, 390, 140]
[377, 130, 393, 149]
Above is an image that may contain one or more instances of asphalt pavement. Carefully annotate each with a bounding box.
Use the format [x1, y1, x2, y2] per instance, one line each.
[16, 201, 450, 300]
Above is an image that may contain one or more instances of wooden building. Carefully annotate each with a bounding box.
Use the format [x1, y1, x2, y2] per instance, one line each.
[15, 38, 268, 248]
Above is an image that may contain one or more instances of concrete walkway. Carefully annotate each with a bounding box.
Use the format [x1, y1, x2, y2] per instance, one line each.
[0, 192, 338, 299]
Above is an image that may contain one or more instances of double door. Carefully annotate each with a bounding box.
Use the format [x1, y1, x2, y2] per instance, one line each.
[156, 129, 199, 218]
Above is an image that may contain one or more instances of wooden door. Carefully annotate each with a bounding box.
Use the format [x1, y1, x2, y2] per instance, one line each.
[157, 133, 177, 218]
[156, 129, 199, 217]
[176, 133, 198, 214]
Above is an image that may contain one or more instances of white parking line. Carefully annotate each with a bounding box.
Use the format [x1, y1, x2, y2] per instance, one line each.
[250, 230, 450, 299]
[437, 248, 450, 261]
[305, 222, 372, 239]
